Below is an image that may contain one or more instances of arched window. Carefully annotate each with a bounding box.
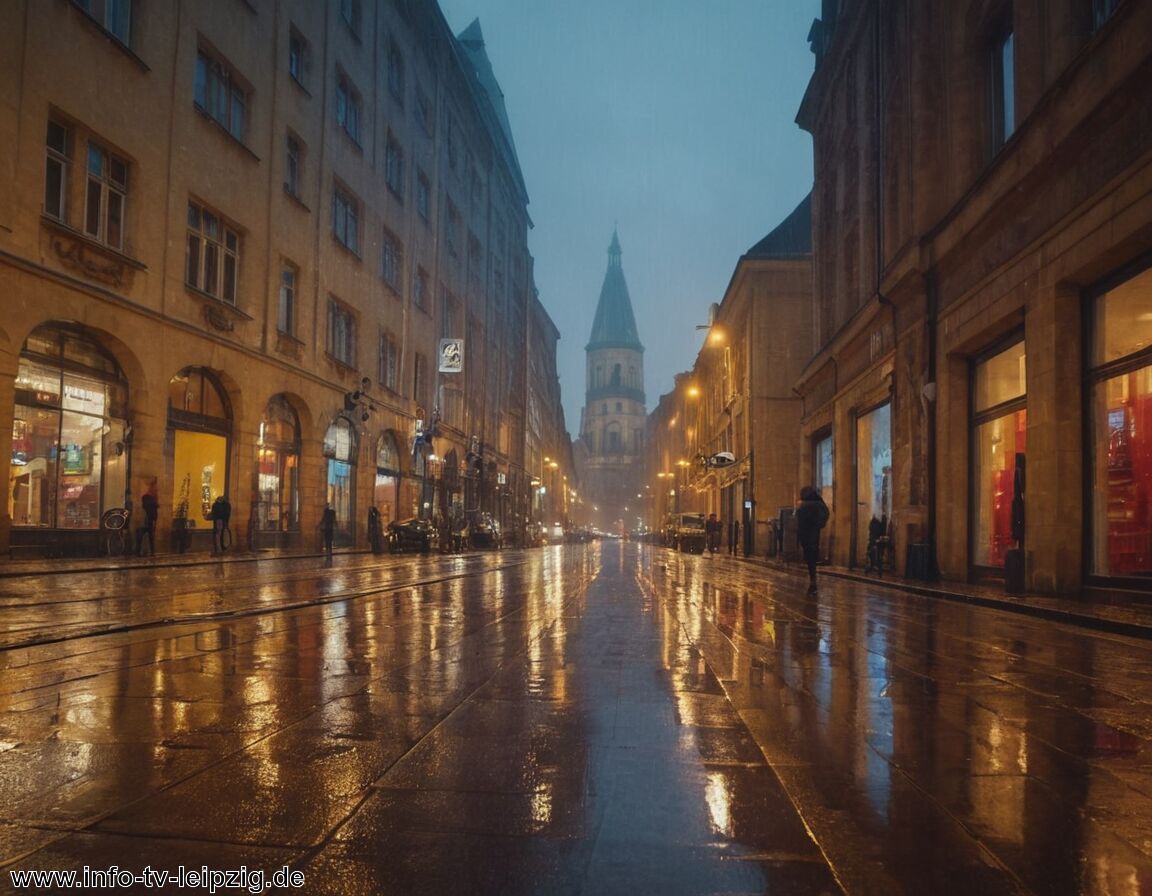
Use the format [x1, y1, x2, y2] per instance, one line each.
[10, 323, 128, 531]
[374, 430, 401, 526]
[611, 363, 621, 386]
[256, 395, 300, 534]
[323, 417, 357, 544]
[168, 367, 231, 524]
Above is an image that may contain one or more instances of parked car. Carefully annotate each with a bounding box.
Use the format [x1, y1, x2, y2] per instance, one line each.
[666, 512, 707, 553]
[465, 511, 503, 550]
[387, 517, 438, 554]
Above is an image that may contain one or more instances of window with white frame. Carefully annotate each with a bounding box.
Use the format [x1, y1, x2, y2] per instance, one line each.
[332, 185, 360, 254]
[388, 41, 405, 105]
[83, 143, 128, 250]
[278, 263, 297, 335]
[186, 200, 239, 303]
[416, 170, 430, 222]
[381, 229, 402, 291]
[72, 0, 132, 46]
[195, 48, 248, 142]
[335, 73, 361, 144]
[285, 133, 302, 198]
[379, 331, 399, 391]
[385, 136, 404, 199]
[44, 119, 72, 221]
[288, 25, 309, 86]
[328, 299, 355, 366]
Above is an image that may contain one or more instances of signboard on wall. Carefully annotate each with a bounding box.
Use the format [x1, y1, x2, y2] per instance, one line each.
[439, 339, 464, 373]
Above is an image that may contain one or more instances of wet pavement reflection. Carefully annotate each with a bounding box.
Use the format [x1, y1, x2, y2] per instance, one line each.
[1, 543, 1150, 893]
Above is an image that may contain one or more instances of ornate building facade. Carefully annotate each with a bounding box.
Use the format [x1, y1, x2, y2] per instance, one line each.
[575, 232, 646, 533]
[0, 1, 565, 557]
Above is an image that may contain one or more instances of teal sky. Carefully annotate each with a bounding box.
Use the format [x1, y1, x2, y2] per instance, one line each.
[436, 0, 820, 435]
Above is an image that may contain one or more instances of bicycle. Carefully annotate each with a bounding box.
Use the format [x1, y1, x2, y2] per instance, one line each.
[100, 507, 132, 557]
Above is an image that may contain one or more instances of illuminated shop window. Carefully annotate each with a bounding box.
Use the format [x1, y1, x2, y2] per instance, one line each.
[323, 417, 357, 545]
[10, 324, 128, 530]
[971, 340, 1026, 569]
[255, 395, 300, 533]
[1091, 264, 1152, 578]
[168, 368, 231, 525]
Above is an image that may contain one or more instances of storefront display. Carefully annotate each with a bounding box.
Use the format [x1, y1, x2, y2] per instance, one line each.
[256, 395, 300, 533]
[324, 417, 356, 545]
[1092, 264, 1152, 578]
[168, 368, 231, 528]
[971, 341, 1027, 570]
[855, 403, 891, 567]
[9, 324, 128, 531]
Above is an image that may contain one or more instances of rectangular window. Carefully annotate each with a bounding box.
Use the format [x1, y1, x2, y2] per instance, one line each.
[385, 136, 404, 199]
[416, 170, 430, 221]
[83, 142, 128, 250]
[195, 49, 248, 142]
[285, 133, 302, 197]
[388, 42, 405, 105]
[813, 432, 834, 514]
[278, 263, 296, 335]
[379, 332, 398, 391]
[416, 87, 433, 136]
[339, 0, 362, 36]
[45, 119, 71, 220]
[1091, 263, 1152, 578]
[332, 186, 360, 254]
[445, 201, 459, 257]
[413, 351, 427, 407]
[335, 74, 361, 144]
[971, 340, 1027, 570]
[1093, 0, 1120, 29]
[288, 26, 309, 86]
[72, 0, 132, 45]
[186, 200, 240, 303]
[990, 24, 1015, 150]
[328, 299, 355, 366]
[413, 266, 428, 311]
[381, 229, 402, 291]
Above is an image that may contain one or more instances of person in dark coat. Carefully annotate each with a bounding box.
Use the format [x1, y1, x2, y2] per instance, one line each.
[210, 494, 232, 554]
[319, 503, 337, 566]
[136, 485, 159, 556]
[796, 486, 830, 593]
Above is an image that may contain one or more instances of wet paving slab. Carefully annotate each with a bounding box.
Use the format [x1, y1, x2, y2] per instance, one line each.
[2, 543, 1152, 892]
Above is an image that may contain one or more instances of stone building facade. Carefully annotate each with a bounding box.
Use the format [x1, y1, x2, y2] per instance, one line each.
[0, 1, 559, 557]
[795, 0, 1152, 594]
[646, 198, 814, 555]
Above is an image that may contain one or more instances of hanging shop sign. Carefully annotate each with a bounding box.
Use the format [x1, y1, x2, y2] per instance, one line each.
[439, 338, 464, 374]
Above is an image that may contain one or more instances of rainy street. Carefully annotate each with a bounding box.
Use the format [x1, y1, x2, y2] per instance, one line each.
[1, 543, 1152, 895]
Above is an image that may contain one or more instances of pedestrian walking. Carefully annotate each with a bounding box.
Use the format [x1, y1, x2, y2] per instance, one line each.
[209, 494, 232, 554]
[319, 502, 337, 566]
[729, 519, 740, 555]
[705, 513, 721, 555]
[135, 485, 159, 556]
[796, 486, 830, 593]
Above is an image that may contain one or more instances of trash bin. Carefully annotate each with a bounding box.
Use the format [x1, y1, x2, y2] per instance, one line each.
[1004, 548, 1024, 594]
[906, 543, 931, 581]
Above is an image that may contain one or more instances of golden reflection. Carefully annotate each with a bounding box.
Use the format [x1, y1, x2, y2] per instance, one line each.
[705, 771, 733, 836]
[531, 782, 554, 825]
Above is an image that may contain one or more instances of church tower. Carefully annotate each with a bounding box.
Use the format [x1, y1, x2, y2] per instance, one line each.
[578, 230, 646, 532]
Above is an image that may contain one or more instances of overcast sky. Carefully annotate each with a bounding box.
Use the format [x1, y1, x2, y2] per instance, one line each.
[436, 0, 820, 434]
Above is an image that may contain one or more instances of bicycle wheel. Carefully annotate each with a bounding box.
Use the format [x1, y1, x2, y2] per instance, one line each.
[220, 526, 233, 550]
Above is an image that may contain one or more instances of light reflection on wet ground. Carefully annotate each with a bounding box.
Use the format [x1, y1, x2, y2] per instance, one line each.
[1, 543, 1150, 893]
